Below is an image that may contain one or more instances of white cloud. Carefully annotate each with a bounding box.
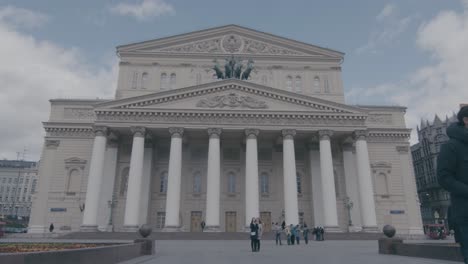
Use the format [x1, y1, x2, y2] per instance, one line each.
[0, 6, 48, 29]
[110, 0, 175, 20]
[349, 1, 468, 143]
[0, 6, 117, 160]
[357, 4, 415, 54]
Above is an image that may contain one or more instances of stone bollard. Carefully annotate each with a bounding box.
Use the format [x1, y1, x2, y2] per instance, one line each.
[135, 224, 155, 255]
[378, 225, 403, 255]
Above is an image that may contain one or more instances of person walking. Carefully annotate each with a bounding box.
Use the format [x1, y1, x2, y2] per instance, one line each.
[438, 105, 468, 264]
[249, 217, 259, 252]
[295, 225, 301, 245]
[201, 220, 206, 232]
[49, 223, 54, 233]
[257, 218, 263, 252]
[290, 224, 296, 245]
[285, 225, 291, 245]
[303, 223, 309, 244]
[274, 223, 282, 245]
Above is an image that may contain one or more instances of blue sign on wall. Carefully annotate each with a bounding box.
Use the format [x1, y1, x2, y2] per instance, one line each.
[390, 210, 405, 214]
[50, 208, 67, 212]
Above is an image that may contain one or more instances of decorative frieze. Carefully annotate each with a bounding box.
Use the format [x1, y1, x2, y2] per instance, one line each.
[367, 114, 393, 125]
[45, 127, 94, 138]
[64, 108, 95, 120]
[197, 93, 268, 109]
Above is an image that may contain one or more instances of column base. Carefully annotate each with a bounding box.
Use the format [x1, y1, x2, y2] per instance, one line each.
[80, 225, 99, 232]
[204, 225, 220, 232]
[324, 226, 342, 232]
[362, 225, 379, 232]
[28, 225, 47, 233]
[123, 225, 139, 232]
[162, 225, 181, 232]
[348, 225, 363, 232]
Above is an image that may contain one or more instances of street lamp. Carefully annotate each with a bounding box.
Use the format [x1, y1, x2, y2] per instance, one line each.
[344, 196, 354, 227]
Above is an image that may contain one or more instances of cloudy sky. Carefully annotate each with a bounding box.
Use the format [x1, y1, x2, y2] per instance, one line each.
[0, 0, 467, 161]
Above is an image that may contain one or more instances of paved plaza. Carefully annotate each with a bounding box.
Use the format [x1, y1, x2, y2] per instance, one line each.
[120, 240, 462, 264]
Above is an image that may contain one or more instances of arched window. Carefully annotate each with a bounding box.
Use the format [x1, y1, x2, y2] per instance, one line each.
[227, 172, 236, 193]
[170, 73, 176, 89]
[160, 73, 168, 90]
[260, 172, 269, 194]
[314, 76, 320, 92]
[196, 73, 202, 85]
[295, 76, 302, 92]
[286, 76, 292, 91]
[119, 167, 129, 197]
[67, 169, 81, 193]
[324, 76, 330, 93]
[193, 171, 202, 193]
[296, 172, 302, 194]
[160, 171, 168, 193]
[131, 72, 138, 89]
[141, 72, 148, 89]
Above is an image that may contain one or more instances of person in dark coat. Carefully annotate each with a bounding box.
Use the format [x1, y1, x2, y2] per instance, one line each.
[49, 223, 54, 233]
[201, 220, 206, 232]
[249, 217, 259, 252]
[437, 105, 468, 264]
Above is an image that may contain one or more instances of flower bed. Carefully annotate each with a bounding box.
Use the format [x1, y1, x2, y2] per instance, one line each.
[0, 243, 108, 253]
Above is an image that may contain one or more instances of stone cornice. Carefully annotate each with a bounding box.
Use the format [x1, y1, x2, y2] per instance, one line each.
[367, 129, 411, 143]
[45, 127, 94, 138]
[95, 109, 367, 128]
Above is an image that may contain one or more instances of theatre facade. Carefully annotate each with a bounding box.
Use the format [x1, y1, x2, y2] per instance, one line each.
[28, 25, 423, 234]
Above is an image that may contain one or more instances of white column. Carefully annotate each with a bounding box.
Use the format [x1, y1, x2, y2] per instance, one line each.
[124, 127, 146, 231]
[205, 128, 222, 231]
[318, 130, 340, 231]
[397, 145, 424, 234]
[28, 140, 60, 233]
[308, 142, 324, 227]
[282, 129, 299, 226]
[354, 130, 378, 232]
[245, 129, 260, 228]
[163, 127, 184, 231]
[97, 136, 119, 231]
[81, 126, 108, 231]
[139, 146, 153, 225]
[342, 143, 363, 232]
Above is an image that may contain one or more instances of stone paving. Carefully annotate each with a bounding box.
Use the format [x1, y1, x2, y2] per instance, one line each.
[119, 240, 462, 264]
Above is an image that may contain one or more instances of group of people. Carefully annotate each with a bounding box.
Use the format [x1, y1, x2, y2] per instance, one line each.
[249, 217, 264, 252]
[273, 222, 325, 246]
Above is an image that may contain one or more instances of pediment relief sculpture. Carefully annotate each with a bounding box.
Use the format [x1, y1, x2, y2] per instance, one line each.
[196, 92, 268, 109]
[159, 35, 306, 55]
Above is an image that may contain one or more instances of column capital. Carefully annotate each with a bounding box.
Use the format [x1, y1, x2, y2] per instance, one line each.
[396, 145, 409, 153]
[169, 127, 184, 138]
[245, 129, 260, 139]
[92, 125, 108, 137]
[130, 126, 146, 138]
[353, 130, 368, 141]
[318, 130, 333, 140]
[282, 129, 296, 139]
[45, 140, 60, 149]
[207, 128, 222, 138]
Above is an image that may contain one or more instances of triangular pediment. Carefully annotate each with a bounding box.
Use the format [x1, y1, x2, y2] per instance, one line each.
[95, 80, 365, 116]
[117, 25, 343, 59]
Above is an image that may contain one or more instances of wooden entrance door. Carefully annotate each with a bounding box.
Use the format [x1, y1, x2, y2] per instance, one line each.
[191, 211, 202, 232]
[260, 211, 272, 232]
[225, 211, 237, 232]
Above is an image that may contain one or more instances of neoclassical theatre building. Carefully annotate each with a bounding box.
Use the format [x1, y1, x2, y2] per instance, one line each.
[28, 25, 423, 234]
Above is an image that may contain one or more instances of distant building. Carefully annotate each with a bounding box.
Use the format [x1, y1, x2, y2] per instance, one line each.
[0, 160, 38, 221]
[411, 114, 457, 225]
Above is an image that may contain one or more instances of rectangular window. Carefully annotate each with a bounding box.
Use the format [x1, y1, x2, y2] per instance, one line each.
[156, 212, 166, 229]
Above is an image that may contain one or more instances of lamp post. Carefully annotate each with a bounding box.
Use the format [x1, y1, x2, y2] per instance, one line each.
[344, 196, 354, 227]
[107, 195, 117, 232]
